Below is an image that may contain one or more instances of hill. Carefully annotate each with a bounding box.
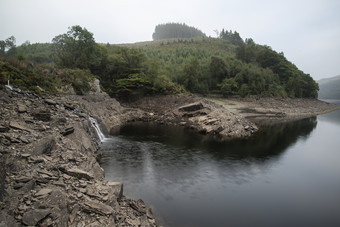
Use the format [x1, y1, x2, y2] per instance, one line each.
[1, 25, 319, 99]
[318, 75, 340, 99]
[152, 23, 206, 40]
[117, 36, 318, 98]
[118, 37, 237, 69]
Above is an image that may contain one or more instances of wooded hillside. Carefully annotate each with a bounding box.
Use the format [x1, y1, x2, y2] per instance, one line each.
[1, 24, 319, 99]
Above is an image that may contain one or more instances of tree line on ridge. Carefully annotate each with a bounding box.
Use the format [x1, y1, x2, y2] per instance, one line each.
[0, 24, 319, 99]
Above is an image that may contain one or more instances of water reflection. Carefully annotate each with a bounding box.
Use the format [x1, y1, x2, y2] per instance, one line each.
[111, 116, 317, 161]
[318, 110, 340, 125]
[318, 100, 340, 125]
[99, 117, 319, 227]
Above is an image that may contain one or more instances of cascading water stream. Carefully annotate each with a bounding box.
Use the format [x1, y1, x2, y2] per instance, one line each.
[89, 116, 108, 143]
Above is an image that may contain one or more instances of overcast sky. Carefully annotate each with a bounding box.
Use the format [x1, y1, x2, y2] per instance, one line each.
[1, 0, 339, 80]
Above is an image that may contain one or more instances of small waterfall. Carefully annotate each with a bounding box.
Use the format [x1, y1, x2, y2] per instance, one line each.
[89, 116, 107, 143]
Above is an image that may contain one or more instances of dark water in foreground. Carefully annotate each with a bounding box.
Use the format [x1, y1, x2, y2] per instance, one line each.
[99, 103, 340, 227]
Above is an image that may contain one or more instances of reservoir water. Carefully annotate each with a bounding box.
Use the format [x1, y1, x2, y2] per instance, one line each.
[99, 102, 340, 227]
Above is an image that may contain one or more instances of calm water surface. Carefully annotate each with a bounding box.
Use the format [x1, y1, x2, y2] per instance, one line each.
[99, 103, 340, 227]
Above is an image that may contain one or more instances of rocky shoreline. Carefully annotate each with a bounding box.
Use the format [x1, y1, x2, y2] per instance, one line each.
[208, 96, 340, 125]
[0, 88, 158, 227]
[1, 85, 339, 227]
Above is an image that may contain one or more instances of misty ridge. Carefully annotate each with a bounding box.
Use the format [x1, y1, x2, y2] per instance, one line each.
[318, 75, 340, 99]
[1, 23, 318, 100]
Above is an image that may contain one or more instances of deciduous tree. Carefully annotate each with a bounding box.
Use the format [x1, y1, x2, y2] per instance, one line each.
[52, 25, 99, 69]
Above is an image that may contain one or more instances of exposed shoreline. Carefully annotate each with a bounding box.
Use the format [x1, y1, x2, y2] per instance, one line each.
[208, 96, 340, 125]
[0, 88, 159, 227]
[1, 87, 339, 226]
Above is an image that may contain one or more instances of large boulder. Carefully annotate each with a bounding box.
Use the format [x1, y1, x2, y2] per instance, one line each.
[17, 104, 27, 113]
[0, 210, 19, 227]
[178, 102, 204, 112]
[107, 181, 123, 199]
[22, 209, 51, 226]
[44, 99, 57, 106]
[9, 121, 30, 132]
[32, 109, 51, 122]
[60, 167, 94, 180]
[32, 135, 56, 155]
[84, 199, 114, 215]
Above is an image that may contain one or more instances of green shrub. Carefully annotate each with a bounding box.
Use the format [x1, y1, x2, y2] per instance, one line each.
[63, 69, 93, 95]
[0, 58, 95, 95]
[152, 75, 184, 94]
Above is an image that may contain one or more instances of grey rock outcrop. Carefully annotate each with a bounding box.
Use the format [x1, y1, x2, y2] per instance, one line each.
[32, 109, 51, 122]
[178, 102, 204, 112]
[0, 87, 159, 227]
[60, 167, 94, 180]
[125, 95, 258, 139]
[22, 209, 51, 226]
[32, 135, 56, 155]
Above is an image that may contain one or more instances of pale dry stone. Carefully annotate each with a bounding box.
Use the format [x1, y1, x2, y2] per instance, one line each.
[178, 102, 204, 112]
[35, 188, 52, 197]
[61, 167, 94, 180]
[107, 181, 123, 199]
[9, 121, 30, 132]
[84, 200, 114, 215]
[17, 104, 27, 113]
[44, 99, 57, 105]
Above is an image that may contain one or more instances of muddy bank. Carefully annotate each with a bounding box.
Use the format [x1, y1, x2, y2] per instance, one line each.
[0, 88, 158, 226]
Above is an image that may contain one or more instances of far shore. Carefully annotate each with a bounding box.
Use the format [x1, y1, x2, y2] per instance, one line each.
[207, 96, 340, 125]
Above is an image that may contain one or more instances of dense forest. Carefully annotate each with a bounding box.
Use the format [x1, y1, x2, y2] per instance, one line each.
[219, 29, 244, 46]
[152, 23, 206, 40]
[0, 24, 319, 99]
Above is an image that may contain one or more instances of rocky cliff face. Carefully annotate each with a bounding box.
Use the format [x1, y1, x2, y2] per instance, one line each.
[0, 87, 158, 226]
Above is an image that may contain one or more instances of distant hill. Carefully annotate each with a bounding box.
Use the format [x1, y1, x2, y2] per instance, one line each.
[152, 23, 206, 40]
[318, 75, 340, 99]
